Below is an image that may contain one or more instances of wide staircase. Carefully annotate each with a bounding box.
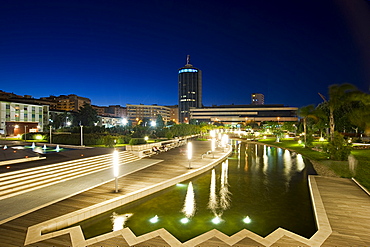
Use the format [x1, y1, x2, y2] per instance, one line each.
[0, 151, 140, 200]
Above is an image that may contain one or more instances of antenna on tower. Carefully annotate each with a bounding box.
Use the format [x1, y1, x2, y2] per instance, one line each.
[186, 55, 190, 65]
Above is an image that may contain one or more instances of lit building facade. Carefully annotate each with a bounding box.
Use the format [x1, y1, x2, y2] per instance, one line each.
[167, 105, 179, 124]
[190, 104, 298, 125]
[178, 55, 202, 123]
[126, 104, 170, 124]
[251, 93, 264, 105]
[0, 100, 49, 136]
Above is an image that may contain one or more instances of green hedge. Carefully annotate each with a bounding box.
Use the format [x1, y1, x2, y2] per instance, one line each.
[129, 138, 147, 145]
[51, 133, 131, 146]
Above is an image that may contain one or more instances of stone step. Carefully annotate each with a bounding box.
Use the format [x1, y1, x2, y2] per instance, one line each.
[0, 151, 140, 200]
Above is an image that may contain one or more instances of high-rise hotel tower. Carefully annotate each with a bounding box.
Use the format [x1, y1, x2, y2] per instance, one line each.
[178, 55, 202, 123]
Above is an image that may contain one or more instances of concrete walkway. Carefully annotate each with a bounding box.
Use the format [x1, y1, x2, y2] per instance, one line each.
[0, 140, 369, 246]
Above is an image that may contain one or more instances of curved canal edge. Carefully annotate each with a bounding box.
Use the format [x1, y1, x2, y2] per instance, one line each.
[24, 144, 232, 246]
[24, 142, 334, 247]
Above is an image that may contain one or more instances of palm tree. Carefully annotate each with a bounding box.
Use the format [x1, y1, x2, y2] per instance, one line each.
[298, 104, 316, 146]
[327, 83, 358, 141]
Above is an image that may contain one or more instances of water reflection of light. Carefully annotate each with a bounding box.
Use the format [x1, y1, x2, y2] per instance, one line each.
[219, 161, 231, 210]
[182, 182, 196, 218]
[263, 145, 268, 172]
[283, 149, 292, 175]
[208, 169, 218, 213]
[243, 216, 251, 224]
[296, 154, 305, 171]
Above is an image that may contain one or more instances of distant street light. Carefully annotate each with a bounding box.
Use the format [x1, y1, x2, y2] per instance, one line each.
[187, 142, 193, 169]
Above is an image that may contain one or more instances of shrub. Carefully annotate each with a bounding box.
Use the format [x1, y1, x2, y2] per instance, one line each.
[129, 138, 147, 145]
[327, 132, 352, 160]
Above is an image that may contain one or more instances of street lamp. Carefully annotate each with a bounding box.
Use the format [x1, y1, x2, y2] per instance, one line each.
[187, 142, 192, 169]
[49, 125, 52, 144]
[80, 125, 83, 146]
[24, 125, 28, 142]
[113, 150, 119, 192]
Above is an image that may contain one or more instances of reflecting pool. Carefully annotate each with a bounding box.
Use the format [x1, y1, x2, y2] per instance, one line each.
[76, 142, 317, 242]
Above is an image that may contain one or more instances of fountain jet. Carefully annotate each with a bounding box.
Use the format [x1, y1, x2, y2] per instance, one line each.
[111, 212, 133, 231]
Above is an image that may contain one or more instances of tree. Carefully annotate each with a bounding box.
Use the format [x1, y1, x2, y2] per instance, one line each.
[75, 103, 99, 127]
[298, 105, 316, 146]
[348, 91, 370, 136]
[326, 83, 358, 141]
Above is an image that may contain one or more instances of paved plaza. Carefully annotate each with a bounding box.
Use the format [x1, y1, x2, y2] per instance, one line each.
[0, 140, 369, 246]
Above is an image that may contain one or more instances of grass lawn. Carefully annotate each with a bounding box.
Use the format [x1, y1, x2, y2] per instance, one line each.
[257, 138, 370, 191]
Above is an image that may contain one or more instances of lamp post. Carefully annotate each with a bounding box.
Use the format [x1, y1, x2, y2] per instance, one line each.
[80, 125, 84, 146]
[187, 142, 192, 169]
[113, 150, 119, 192]
[49, 125, 52, 144]
[24, 125, 28, 142]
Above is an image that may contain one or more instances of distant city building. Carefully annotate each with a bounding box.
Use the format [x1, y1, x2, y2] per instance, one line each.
[91, 105, 107, 116]
[126, 104, 170, 125]
[251, 93, 264, 105]
[0, 99, 49, 136]
[106, 105, 126, 118]
[190, 104, 298, 125]
[178, 55, 202, 123]
[41, 94, 91, 112]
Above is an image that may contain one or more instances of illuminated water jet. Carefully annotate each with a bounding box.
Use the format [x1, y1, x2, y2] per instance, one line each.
[111, 212, 133, 231]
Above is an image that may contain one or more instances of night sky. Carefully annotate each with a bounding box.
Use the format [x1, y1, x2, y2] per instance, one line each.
[1, 0, 369, 108]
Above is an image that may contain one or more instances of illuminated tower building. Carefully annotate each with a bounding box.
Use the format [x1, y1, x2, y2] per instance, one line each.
[178, 55, 202, 123]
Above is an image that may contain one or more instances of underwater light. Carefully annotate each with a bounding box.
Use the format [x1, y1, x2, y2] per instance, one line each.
[212, 216, 222, 224]
[180, 218, 189, 224]
[243, 216, 251, 224]
[149, 215, 159, 223]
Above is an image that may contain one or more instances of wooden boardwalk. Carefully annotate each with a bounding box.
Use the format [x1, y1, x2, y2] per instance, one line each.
[0, 141, 370, 246]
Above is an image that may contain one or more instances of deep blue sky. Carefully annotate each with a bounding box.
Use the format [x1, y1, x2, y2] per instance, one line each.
[1, 0, 369, 108]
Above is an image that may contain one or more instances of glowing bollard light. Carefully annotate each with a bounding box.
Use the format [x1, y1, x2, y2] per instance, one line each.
[113, 150, 119, 192]
[211, 138, 215, 158]
[187, 142, 192, 169]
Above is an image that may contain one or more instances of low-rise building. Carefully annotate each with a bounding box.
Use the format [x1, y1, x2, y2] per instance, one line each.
[126, 104, 170, 125]
[0, 99, 49, 136]
[190, 104, 298, 125]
